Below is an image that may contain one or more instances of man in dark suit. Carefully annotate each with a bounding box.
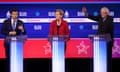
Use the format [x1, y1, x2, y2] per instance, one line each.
[1, 9, 26, 72]
[82, 7, 114, 72]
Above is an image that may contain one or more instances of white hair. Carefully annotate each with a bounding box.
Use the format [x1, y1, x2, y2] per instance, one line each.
[101, 7, 110, 14]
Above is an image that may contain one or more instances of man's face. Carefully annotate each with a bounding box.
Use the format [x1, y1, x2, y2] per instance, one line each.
[11, 11, 18, 19]
[101, 9, 108, 18]
[55, 12, 62, 20]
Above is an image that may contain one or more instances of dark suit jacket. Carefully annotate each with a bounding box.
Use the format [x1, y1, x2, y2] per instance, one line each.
[88, 15, 114, 46]
[1, 18, 26, 60]
[1, 18, 26, 37]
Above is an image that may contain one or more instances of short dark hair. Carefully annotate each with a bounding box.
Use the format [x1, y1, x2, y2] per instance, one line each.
[10, 9, 19, 14]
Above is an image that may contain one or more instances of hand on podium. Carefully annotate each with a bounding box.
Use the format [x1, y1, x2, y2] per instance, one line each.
[9, 31, 16, 35]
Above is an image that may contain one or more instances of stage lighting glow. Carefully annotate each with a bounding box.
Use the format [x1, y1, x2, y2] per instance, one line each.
[93, 37, 107, 72]
[52, 37, 65, 72]
[10, 37, 23, 72]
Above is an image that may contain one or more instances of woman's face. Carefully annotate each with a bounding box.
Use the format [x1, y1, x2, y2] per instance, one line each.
[55, 12, 62, 20]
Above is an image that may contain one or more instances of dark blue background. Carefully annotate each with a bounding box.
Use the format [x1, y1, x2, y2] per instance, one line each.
[0, 3, 120, 38]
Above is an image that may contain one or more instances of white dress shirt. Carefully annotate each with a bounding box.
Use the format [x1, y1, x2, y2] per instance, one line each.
[11, 19, 17, 30]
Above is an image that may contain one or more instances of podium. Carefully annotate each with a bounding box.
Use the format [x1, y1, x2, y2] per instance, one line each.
[6, 35, 27, 72]
[49, 35, 68, 72]
[89, 34, 111, 72]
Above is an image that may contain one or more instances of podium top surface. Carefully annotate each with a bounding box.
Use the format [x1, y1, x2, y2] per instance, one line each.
[6, 35, 27, 41]
[88, 34, 112, 42]
[48, 35, 69, 41]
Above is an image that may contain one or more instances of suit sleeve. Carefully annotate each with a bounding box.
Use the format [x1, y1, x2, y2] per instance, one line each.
[49, 22, 54, 36]
[65, 22, 70, 40]
[87, 14, 99, 21]
[109, 17, 114, 41]
[17, 21, 26, 35]
[1, 20, 9, 36]
[21, 21, 26, 35]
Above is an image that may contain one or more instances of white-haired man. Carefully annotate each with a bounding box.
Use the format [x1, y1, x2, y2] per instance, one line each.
[82, 7, 114, 72]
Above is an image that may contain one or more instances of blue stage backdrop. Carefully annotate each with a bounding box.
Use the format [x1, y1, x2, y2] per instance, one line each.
[0, 3, 120, 38]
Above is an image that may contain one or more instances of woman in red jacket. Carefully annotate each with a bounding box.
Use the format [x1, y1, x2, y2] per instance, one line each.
[49, 9, 70, 51]
[49, 9, 70, 39]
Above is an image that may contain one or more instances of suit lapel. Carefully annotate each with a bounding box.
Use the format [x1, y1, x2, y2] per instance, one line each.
[15, 20, 18, 30]
[103, 16, 109, 23]
[9, 19, 13, 31]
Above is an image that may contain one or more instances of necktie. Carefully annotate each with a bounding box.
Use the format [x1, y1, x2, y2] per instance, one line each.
[12, 21, 16, 30]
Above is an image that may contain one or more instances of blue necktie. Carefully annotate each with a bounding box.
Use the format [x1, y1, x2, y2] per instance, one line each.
[12, 21, 16, 30]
